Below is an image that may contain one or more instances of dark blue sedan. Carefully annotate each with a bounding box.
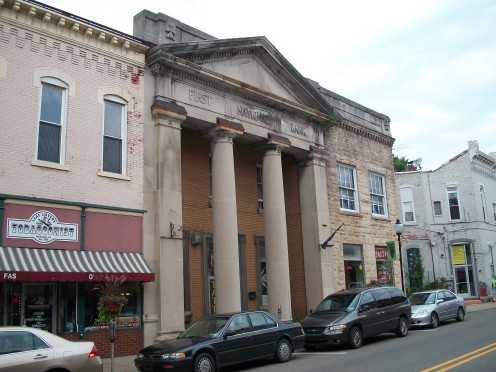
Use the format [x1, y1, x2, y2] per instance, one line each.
[134, 311, 304, 372]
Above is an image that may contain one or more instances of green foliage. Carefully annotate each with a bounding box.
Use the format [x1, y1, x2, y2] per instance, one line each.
[327, 111, 340, 126]
[407, 257, 447, 295]
[393, 155, 409, 172]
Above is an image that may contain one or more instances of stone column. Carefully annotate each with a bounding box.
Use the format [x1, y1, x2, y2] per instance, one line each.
[262, 133, 292, 321]
[299, 146, 333, 310]
[210, 118, 244, 313]
[152, 98, 187, 340]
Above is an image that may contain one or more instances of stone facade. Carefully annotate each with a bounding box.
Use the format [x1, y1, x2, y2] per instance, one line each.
[135, 10, 400, 346]
[395, 140, 496, 298]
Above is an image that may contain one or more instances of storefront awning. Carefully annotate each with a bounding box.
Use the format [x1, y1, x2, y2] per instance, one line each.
[0, 247, 155, 282]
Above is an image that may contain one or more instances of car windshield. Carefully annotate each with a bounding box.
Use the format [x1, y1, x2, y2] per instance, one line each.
[409, 292, 436, 305]
[314, 293, 359, 313]
[179, 317, 230, 339]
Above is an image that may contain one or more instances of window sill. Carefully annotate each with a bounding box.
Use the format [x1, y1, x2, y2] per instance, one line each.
[339, 209, 361, 217]
[31, 159, 69, 171]
[97, 170, 131, 181]
[371, 214, 390, 221]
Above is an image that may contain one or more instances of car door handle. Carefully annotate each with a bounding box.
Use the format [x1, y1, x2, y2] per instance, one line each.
[34, 354, 48, 359]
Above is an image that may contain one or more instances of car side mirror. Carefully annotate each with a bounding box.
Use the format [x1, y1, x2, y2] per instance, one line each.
[437, 300, 443, 304]
[223, 329, 236, 339]
[359, 304, 370, 312]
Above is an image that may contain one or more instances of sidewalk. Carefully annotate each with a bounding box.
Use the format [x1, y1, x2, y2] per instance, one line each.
[102, 299, 496, 372]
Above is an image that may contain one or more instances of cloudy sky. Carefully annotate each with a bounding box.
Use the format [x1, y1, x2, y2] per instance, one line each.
[40, 0, 495, 171]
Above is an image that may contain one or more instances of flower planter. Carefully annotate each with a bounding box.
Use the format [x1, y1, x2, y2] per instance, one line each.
[104, 302, 120, 313]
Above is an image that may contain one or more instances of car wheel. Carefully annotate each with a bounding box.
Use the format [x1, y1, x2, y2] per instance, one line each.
[430, 312, 439, 328]
[455, 307, 465, 322]
[347, 326, 362, 349]
[275, 338, 292, 363]
[396, 317, 409, 337]
[193, 352, 215, 372]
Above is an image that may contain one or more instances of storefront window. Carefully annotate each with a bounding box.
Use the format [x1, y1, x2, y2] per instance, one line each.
[84, 282, 141, 331]
[0, 283, 21, 326]
[343, 244, 364, 288]
[58, 282, 77, 333]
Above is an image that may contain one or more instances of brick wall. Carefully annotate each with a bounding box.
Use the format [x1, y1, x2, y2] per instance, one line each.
[181, 129, 307, 322]
[0, 20, 145, 210]
[62, 328, 144, 358]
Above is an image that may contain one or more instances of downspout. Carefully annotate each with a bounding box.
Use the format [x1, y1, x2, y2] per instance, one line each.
[0, 197, 4, 246]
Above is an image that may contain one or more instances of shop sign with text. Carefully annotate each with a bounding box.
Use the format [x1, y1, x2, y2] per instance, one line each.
[7, 210, 78, 244]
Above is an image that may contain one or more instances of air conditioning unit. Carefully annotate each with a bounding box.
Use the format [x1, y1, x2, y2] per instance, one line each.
[191, 234, 202, 245]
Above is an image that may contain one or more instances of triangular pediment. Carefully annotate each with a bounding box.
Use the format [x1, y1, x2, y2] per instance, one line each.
[148, 37, 330, 115]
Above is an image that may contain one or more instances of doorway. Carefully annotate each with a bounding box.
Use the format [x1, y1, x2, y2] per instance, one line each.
[23, 283, 56, 332]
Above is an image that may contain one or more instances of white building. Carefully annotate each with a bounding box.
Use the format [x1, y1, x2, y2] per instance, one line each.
[395, 140, 496, 298]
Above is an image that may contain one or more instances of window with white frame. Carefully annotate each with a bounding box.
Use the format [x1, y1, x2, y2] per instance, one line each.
[493, 203, 496, 222]
[338, 164, 358, 212]
[400, 187, 415, 222]
[369, 173, 387, 216]
[447, 185, 461, 220]
[37, 78, 68, 163]
[103, 95, 127, 174]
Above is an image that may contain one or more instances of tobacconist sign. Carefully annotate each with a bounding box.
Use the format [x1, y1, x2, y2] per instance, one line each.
[7, 210, 78, 244]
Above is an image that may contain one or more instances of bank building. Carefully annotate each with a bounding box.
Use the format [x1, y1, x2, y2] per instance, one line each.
[0, 0, 399, 356]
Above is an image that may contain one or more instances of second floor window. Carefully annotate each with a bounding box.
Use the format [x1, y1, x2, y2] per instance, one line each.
[400, 187, 415, 222]
[447, 185, 461, 220]
[37, 79, 68, 163]
[369, 173, 387, 216]
[338, 164, 358, 212]
[103, 96, 127, 174]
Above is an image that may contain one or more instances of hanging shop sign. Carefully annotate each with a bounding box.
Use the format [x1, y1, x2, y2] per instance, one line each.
[7, 210, 78, 244]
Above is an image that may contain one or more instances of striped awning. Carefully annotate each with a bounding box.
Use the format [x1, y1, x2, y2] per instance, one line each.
[0, 247, 154, 282]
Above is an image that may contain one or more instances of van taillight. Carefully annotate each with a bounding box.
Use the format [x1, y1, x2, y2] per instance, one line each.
[89, 344, 99, 358]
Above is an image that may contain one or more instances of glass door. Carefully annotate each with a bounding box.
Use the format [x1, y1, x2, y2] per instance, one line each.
[451, 244, 476, 298]
[23, 284, 56, 332]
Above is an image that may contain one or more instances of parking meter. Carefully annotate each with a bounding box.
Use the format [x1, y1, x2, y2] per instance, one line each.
[109, 318, 116, 343]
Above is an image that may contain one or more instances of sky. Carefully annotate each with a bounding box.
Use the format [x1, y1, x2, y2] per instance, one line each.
[39, 0, 496, 171]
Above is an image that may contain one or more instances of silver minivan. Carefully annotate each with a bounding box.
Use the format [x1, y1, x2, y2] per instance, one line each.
[301, 286, 411, 349]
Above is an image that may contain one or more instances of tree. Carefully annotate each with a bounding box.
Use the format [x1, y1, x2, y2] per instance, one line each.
[393, 155, 409, 172]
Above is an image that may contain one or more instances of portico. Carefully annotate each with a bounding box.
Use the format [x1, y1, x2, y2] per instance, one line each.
[138, 11, 336, 344]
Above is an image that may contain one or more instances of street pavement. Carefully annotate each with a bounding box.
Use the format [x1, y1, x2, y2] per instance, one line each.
[102, 299, 496, 372]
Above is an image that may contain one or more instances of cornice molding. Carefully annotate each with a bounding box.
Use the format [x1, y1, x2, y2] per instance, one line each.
[335, 120, 395, 147]
[0, 0, 148, 66]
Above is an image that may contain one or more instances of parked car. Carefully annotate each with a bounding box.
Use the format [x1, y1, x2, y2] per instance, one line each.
[301, 286, 411, 349]
[134, 310, 304, 372]
[0, 326, 102, 372]
[409, 289, 466, 328]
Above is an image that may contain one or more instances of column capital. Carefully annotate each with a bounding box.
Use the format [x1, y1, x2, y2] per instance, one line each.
[209, 118, 245, 141]
[152, 98, 187, 124]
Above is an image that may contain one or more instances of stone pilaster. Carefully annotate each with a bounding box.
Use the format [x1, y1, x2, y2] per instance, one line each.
[151, 98, 187, 340]
[299, 146, 334, 310]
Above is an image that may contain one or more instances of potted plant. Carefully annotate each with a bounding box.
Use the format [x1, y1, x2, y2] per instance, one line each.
[93, 274, 128, 322]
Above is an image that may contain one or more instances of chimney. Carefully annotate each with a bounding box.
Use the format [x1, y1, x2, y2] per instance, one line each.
[407, 164, 416, 171]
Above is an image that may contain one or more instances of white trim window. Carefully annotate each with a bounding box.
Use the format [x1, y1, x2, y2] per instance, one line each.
[36, 78, 68, 163]
[102, 95, 127, 174]
[447, 185, 461, 220]
[493, 203, 496, 223]
[479, 185, 487, 221]
[369, 173, 387, 216]
[400, 186, 415, 222]
[338, 164, 359, 212]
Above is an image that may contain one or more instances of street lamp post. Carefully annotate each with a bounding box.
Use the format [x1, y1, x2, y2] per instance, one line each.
[394, 219, 405, 292]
